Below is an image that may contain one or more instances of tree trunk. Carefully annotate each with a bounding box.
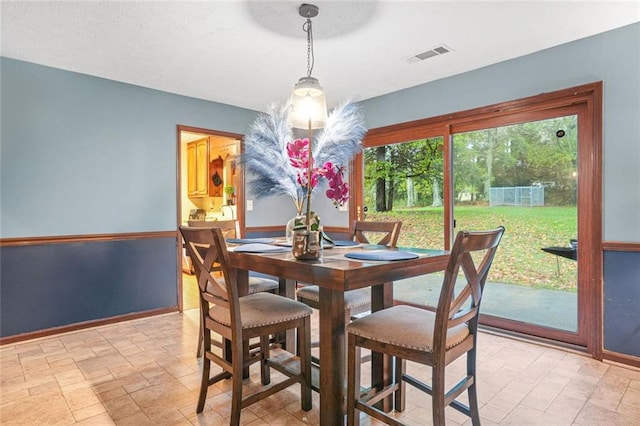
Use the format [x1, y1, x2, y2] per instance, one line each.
[432, 178, 442, 207]
[375, 146, 387, 211]
[406, 177, 415, 207]
[485, 129, 498, 201]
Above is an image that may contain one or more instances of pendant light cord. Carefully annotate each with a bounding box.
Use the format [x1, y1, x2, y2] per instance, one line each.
[303, 17, 314, 78]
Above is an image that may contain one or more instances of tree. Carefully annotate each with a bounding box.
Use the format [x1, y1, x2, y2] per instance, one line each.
[364, 138, 444, 211]
[374, 146, 387, 211]
[453, 115, 577, 206]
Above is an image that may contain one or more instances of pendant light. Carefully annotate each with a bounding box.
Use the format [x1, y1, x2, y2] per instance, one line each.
[289, 3, 327, 130]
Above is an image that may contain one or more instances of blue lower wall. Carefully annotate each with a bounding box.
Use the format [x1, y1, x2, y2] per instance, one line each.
[603, 251, 640, 357]
[1, 237, 178, 337]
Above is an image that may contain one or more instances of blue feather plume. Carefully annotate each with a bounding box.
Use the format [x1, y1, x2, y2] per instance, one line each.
[239, 101, 367, 209]
[314, 101, 367, 167]
[240, 104, 302, 205]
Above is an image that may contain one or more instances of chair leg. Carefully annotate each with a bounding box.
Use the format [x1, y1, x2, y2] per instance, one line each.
[431, 364, 446, 426]
[260, 335, 270, 385]
[231, 342, 244, 425]
[346, 334, 361, 426]
[197, 304, 205, 358]
[196, 331, 211, 413]
[394, 357, 406, 412]
[467, 347, 480, 426]
[300, 318, 312, 411]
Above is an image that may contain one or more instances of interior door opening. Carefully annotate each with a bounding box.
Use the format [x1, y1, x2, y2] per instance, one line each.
[176, 125, 244, 312]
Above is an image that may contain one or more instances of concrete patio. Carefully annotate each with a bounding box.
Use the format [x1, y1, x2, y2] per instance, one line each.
[394, 274, 578, 332]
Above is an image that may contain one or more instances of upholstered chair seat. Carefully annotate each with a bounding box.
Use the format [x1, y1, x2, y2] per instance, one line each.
[346, 305, 470, 352]
[206, 276, 278, 295]
[209, 292, 312, 328]
[296, 286, 370, 311]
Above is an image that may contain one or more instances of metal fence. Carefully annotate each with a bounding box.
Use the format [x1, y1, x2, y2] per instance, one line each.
[490, 186, 544, 207]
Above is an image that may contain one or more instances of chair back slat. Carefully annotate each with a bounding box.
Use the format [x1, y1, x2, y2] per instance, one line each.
[448, 307, 478, 328]
[434, 227, 505, 353]
[352, 220, 402, 247]
[186, 220, 240, 275]
[448, 283, 474, 318]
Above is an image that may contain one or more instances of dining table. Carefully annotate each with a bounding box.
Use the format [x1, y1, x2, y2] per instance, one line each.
[228, 241, 449, 426]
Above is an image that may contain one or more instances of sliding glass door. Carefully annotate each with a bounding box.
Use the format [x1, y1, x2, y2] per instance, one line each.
[357, 83, 601, 353]
[452, 115, 578, 333]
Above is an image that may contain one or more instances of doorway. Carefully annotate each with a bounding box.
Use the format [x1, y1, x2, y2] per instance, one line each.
[176, 125, 245, 312]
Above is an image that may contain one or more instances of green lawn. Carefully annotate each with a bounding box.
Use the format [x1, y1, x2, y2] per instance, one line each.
[366, 206, 577, 291]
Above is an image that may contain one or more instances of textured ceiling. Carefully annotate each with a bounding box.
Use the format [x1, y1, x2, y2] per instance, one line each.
[2, 1, 638, 112]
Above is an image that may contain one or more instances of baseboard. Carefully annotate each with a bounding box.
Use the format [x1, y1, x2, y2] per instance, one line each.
[478, 325, 588, 356]
[0, 306, 178, 345]
[603, 349, 640, 369]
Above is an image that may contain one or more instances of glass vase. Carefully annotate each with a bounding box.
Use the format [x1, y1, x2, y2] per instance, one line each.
[292, 229, 321, 260]
[285, 215, 305, 244]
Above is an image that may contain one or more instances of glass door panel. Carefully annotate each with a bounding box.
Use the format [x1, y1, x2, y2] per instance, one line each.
[453, 116, 578, 332]
[362, 137, 445, 306]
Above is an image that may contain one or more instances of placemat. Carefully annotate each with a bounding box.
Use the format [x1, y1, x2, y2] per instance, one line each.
[232, 243, 290, 253]
[344, 250, 419, 261]
[332, 240, 359, 247]
[226, 238, 275, 244]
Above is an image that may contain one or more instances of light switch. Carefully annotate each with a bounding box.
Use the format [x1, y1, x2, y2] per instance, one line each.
[246, 200, 253, 211]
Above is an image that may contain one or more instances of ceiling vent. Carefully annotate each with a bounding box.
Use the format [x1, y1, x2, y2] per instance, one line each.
[406, 45, 452, 64]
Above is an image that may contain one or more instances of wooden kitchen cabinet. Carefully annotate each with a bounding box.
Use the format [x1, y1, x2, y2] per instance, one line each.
[187, 138, 209, 197]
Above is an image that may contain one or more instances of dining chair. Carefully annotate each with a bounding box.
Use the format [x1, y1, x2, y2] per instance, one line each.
[188, 219, 240, 234]
[346, 226, 505, 426]
[296, 220, 402, 360]
[180, 226, 312, 424]
[185, 219, 280, 357]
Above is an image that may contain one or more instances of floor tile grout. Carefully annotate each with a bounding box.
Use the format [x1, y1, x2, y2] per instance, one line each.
[1, 310, 639, 425]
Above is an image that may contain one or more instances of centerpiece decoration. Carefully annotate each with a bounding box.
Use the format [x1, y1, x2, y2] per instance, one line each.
[241, 3, 366, 259]
[241, 101, 366, 259]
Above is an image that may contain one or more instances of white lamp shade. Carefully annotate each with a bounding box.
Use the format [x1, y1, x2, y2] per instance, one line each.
[288, 76, 327, 129]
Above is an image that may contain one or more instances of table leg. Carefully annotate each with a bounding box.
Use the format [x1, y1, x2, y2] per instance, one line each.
[235, 269, 250, 379]
[277, 278, 296, 351]
[319, 287, 346, 426]
[371, 282, 394, 412]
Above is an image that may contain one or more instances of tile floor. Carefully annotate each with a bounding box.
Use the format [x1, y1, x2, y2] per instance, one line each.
[1, 309, 639, 425]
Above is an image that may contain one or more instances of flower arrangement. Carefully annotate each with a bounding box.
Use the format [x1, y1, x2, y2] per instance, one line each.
[286, 137, 349, 224]
[241, 101, 367, 231]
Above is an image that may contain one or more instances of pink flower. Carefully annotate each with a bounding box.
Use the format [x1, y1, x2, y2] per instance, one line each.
[286, 138, 309, 169]
[286, 139, 350, 208]
[325, 165, 349, 207]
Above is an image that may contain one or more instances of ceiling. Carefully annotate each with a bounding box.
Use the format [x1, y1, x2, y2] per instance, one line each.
[2, 1, 638, 112]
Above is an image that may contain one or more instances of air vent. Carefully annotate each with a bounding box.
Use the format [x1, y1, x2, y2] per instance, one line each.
[406, 44, 452, 64]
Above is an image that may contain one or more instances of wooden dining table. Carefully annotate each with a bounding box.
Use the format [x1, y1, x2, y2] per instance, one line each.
[229, 243, 449, 426]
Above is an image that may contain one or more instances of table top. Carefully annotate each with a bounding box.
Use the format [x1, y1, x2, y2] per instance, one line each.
[228, 244, 449, 292]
